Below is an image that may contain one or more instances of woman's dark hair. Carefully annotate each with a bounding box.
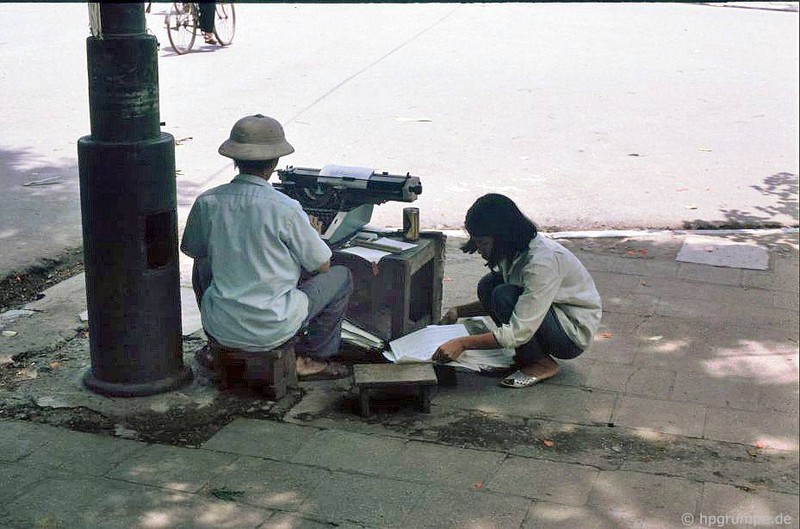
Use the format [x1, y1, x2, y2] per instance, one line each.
[460, 193, 538, 268]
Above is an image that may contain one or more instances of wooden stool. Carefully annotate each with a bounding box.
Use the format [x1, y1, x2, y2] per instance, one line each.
[209, 338, 298, 399]
[353, 363, 438, 416]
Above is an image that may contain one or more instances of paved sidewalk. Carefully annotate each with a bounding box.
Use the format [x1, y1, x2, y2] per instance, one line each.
[0, 230, 798, 528]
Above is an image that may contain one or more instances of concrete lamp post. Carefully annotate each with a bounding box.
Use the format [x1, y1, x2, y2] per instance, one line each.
[78, 3, 192, 396]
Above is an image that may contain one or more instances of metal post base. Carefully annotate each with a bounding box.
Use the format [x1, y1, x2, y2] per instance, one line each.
[83, 365, 193, 398]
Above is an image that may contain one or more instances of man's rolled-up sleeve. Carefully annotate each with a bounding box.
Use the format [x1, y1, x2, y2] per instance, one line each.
[180, 202, 208, 259]
[283, 210, 332, 272]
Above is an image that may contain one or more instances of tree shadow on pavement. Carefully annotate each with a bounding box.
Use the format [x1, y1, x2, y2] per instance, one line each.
[683, 171, 799, 229]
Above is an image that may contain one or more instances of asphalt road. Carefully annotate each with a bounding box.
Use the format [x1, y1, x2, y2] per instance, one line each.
[0, 2, 798, 279]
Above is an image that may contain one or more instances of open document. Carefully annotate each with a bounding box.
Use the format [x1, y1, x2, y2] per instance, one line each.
[338, 234, 417, 264]
[383, 319, 515, 372]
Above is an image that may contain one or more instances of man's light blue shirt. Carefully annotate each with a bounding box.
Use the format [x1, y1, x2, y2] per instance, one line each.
[181, 173, 332, 351]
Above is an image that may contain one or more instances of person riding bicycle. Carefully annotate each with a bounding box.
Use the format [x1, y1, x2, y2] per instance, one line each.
[197, 2, 218, 44]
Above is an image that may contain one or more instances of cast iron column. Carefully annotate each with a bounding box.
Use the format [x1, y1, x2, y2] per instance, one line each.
[78, 3, 192, 396]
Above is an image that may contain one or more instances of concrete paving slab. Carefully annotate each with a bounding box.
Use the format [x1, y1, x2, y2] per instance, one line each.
[201, 456, 328, 511]
[677, 262, 744, 286]
[579, 362, 635, 392]
[104, 443, 240, 493]
[0, 420, 58, 463]
[613, 395, 707, 437]
[704, 282, 775, 307]
[588, 471, 703, 523]
[582, 334, 639, 365]
[433, 375, 617, 425]
[403, 487, 532, 529]
[699, 482, 800, 525]
[0, 462, 69, 504]
[611, 259, 682, 279]
[703, 407, 800, 450]
[1, 274, 87, 358]
[289, 429, 406, 474]
[486, 456, 599, 507]
[523, 503, 625, 529]
[382, 440, 506, 488]
[600, 293, 660, 318]
[671, 372, 759, 411]
[774, 289, 800, 310]
[261, 512, 362, 529]
[0, 474, 269, 529]
[624, 366, 676, 399]
[297, 471, 428, 527]
[758, 383, 800, 414]
[202, 418, 320, 461]
[677, 235, 770, 270]
[20, 427, 148, 476]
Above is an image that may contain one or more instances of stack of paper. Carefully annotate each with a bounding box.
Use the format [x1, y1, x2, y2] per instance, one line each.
[338, 236, 417, 264]
[342, 320, 385, 351]
[383, 321, 515, 372]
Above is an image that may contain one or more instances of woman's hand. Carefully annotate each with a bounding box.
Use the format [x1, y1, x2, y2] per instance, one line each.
[439, 307, 459, 325]
[432, 338, 466, 363]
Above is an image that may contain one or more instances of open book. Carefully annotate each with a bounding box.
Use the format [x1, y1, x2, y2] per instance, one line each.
[383, 319, 515, 372]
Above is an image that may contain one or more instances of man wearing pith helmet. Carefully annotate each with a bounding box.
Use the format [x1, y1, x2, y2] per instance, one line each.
[181, 114, 353, 380]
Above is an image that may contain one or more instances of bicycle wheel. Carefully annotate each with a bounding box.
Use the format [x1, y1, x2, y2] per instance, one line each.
[165, 2, 197, 55]
[213, 3, 236, 46]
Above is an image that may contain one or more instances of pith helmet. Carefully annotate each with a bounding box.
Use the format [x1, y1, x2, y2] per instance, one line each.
[218, 114, 294, 161]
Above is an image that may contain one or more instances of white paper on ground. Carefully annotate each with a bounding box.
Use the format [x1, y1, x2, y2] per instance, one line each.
[383, 322, 515, 372]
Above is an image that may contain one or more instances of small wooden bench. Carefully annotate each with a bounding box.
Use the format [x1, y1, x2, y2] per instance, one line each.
[353, 363, 438, 416]
[209, 338, 298, 400]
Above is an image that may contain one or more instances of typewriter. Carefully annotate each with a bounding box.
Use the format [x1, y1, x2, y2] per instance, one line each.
[274, 165, 423, 245]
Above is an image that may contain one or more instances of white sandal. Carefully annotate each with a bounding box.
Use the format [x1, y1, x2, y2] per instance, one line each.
[500, 369, 553, 388]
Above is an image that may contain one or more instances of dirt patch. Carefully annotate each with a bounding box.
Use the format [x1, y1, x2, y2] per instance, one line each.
[0, 247, 84, 312]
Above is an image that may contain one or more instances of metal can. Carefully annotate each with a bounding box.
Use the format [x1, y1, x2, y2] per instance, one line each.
[402, 207, 420, 241]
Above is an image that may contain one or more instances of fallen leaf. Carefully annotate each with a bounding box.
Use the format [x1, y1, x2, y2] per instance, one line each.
[473, 481, 484, 489]
[598, 332, 614, 339]
[23, 176, 63, 187]
[542, 439, 555, 447]
[393, 117, 433, 123]
[640, 280, 648, 286]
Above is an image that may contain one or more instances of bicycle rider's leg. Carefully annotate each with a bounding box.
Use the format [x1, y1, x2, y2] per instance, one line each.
[197, 2, 217, 42]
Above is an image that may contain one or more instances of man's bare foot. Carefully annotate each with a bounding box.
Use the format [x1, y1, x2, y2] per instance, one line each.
[296, 356, 349, 380]
[520, 356, 560, 380]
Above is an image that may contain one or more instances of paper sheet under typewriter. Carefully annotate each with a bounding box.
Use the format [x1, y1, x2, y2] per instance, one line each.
[275, 165, 423, 245]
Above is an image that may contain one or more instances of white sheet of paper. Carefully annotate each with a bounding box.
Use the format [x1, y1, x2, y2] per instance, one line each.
[388, 324, 469, 362]
[319, 164, 374, 180]
[338, 245, 391, 263]
[372, 237, 417, 251]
